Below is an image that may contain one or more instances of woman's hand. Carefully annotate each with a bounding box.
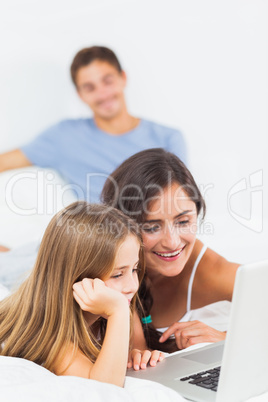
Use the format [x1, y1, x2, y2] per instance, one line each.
[73, 278, 128, 318]
[159, 320, 226, 350]
[127, 349, 165, 370]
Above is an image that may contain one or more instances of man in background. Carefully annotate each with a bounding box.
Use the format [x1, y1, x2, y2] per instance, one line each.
[0, 46, 187, 203]
[0, 46, 187, 285]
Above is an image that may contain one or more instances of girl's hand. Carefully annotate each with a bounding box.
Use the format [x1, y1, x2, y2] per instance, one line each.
[127, 349, 165, 370]
[73, 278, 128, 318]
[159, 320, 226, 350]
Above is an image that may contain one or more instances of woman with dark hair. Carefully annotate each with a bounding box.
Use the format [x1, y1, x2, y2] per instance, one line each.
[102, 148, 239, 355]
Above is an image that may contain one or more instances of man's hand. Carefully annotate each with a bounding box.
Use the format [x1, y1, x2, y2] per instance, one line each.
[0, 245, 10, 252]
[0, 149, 32, 173]
[159, 320, 226, 350]
[127, 349, 165, 370]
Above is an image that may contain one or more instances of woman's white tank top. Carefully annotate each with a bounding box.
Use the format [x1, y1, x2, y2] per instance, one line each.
[157, 245, 231, 333]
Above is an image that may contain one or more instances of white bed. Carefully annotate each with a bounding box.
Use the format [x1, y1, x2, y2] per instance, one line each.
[0, 354, 188, 402]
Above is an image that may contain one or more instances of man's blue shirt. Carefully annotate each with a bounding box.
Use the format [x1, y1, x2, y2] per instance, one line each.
[21, 118, 187, 202]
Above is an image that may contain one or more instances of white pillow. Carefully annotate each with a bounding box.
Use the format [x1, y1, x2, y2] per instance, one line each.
[0, 356, 186, 402]
[0, 167, 77, 248]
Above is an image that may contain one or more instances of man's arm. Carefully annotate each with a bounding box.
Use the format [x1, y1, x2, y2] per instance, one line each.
[0, 149, 32, 173]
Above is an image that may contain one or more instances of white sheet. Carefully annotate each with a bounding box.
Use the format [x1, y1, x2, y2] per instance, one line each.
[0, 351, 267, 402]
[0, 356, 186, 402]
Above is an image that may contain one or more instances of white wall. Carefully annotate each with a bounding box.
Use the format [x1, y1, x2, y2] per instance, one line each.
[0, 0, 267, 263]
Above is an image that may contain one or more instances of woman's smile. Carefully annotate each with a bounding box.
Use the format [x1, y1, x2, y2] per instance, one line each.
[153, 245, 186, 261]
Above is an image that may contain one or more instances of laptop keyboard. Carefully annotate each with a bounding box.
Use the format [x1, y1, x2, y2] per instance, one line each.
[180, 366, 221, 392]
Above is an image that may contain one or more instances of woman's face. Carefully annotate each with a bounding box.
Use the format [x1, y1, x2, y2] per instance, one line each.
[141, 182, 197, 279]
[104, 235, 140, 306]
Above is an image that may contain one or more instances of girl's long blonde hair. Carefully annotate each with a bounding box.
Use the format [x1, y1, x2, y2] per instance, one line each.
[0, 201, 144, 372]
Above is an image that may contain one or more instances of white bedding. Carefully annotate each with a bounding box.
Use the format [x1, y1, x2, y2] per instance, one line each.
[0, 352, 267, 402]
[0, 356, 187, 402]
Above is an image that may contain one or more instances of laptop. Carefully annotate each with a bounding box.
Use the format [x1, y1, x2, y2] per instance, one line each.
[127, 260, 268, 401]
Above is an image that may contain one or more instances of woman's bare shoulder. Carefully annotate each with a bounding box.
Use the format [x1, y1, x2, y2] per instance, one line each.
[196, 241, 240, 301]
[203, 246, 239, 271]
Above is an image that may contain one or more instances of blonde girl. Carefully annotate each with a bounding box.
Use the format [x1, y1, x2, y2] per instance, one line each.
[0, 201, 163, 386]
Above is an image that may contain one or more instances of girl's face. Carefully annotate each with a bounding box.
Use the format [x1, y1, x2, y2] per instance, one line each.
[141, 182, 197, 279]
[104, 235, 140, 305]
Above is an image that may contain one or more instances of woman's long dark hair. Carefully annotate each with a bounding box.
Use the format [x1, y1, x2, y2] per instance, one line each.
[101, 148, 206, 352]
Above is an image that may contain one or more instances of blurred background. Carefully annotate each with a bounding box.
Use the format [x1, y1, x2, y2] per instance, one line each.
[0, 0, 267, 263]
